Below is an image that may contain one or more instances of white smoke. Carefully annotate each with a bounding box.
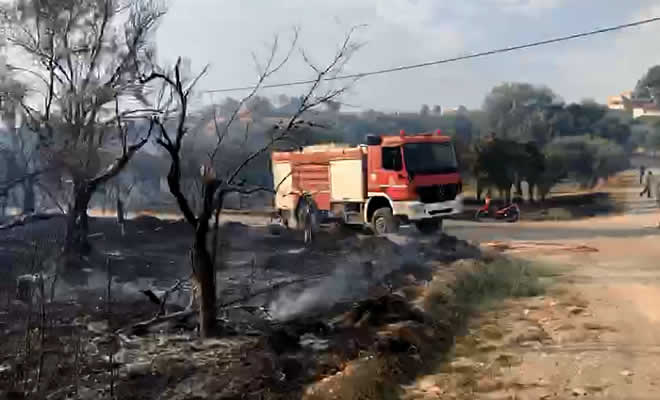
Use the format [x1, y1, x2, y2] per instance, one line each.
[268, 267, 369, 321]
[52, 270, 190, 306]
[268, 233, 421, 321]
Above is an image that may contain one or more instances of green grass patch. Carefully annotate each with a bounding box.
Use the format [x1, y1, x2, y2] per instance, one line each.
[453, 258, 547, 308]
[421, 257, 550, 334]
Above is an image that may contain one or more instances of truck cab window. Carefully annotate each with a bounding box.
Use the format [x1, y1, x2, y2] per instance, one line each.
[382, 146, 402, 171]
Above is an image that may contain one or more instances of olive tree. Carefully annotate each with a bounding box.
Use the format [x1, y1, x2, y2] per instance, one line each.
[483, 82, 559, 145]
[543, 135, 628, 188]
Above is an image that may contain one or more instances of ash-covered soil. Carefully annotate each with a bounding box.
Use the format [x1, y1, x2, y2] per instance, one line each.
[0, 215, 484, 399]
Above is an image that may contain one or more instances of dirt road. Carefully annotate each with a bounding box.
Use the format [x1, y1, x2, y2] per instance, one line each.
[413, 171, 660, 399]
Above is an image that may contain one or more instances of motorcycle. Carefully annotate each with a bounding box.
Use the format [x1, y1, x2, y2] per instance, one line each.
[474, 202, 520, 223]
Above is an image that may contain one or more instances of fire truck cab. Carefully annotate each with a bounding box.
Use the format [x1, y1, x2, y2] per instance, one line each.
[271, 130, 463, 235]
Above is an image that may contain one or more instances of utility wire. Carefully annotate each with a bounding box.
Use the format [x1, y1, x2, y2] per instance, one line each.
[203, 16, 660, 94]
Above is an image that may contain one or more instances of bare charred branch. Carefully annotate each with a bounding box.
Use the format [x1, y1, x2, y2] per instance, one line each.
[81, 0, 111, 91]
[120, 309, 196, 336]
[5, 64, 51, 90]
[0, 213, 63, 231]
[222, 169, 292, 197]
[158, 279, 187, 316]
[225, 27, 359, 186]
[185, 65, 210, 97]
[0, 170, 45, 194]
[35, 182, 67, 214]
[88, 119, 155, 188]
[139, 289, 162, 306]
[167, 161, 197, 224]
[219, 275, 325, 309]
[209, 28, 299, 162]
[147, 55, 216, 226]
[139, 278, 188, 317]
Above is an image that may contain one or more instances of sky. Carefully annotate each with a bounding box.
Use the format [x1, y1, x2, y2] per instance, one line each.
[156, 0, 660, 112]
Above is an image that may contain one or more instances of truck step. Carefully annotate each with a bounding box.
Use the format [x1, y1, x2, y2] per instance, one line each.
[344, 211, 363, 225]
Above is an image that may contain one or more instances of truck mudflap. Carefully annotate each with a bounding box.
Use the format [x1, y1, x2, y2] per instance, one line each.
[392, 194, 464, 221]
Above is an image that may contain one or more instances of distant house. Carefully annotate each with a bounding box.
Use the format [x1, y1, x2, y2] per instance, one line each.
[607, 91, 660, 121]
[441, 105, 468, 116]
[607, 95, 627, 110]
[632, 104, 660, 120]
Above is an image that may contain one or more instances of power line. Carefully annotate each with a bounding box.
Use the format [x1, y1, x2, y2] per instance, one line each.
[203, 16, 660, 94]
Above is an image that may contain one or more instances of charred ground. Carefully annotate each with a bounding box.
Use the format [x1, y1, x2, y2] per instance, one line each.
[0, 213, 542, 399]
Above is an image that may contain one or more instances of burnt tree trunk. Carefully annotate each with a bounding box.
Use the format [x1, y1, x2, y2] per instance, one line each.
[64, 182, 93, 255]
[191, 186, 223, 338]
[116, 198, 125, 237]
[23, 177, 35, 214]
[475, 179, 482, 201]
[61, 123, 151, 257]
[0, 194, 6, 217]
[527, 181, 536, 203]
[192, 222, 217, 338]
[515, 181, 523, 203]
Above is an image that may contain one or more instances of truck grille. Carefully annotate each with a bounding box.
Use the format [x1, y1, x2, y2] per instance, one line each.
[416, 184, 459, 204]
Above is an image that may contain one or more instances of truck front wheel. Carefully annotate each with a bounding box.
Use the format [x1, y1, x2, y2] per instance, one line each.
[371, 207, 399, 235]
[415, 218, 442, 235]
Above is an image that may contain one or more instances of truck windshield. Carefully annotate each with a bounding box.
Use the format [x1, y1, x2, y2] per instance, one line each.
[403, 142, 458, 175]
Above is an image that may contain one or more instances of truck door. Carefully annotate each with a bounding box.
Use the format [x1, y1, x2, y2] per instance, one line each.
[377, 146, 410, 200]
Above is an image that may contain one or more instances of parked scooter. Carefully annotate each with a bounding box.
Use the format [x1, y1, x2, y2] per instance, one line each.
[474, 197, 520, 223]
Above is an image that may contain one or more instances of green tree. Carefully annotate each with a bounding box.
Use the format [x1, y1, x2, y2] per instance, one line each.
[543, 136, 628, 188]
[563, 102, 608, 135]
[592, 117, 631, 147]
[245, 96, 274, 119]
[635, 65, 660, 102]
[483, 82, 559, 145]
[474, 138, 523, 202]
[646, 127, 660, 156]
[629, 123, 651, 150]
[518, 142, 545, 202]
[590, 137, 629, 183]
[536, 148, 567, 201]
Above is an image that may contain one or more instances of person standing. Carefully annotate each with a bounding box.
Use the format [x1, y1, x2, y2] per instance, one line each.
[640, 165, 647, 185]
[640, 171, 653, 198]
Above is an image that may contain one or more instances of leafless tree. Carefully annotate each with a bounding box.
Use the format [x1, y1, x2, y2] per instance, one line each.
[0, 0, 164, 255]
[146, 27, 361, 337]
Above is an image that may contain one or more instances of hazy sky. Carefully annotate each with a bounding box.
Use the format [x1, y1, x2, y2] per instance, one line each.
[156, 0, 660, 112]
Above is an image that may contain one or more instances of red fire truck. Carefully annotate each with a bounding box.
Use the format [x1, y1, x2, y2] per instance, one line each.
[271, 130, 463, 235]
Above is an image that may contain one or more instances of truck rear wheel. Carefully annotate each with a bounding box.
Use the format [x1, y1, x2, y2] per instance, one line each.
[371, 207, 399, 235]
[415, 218, 442, 235]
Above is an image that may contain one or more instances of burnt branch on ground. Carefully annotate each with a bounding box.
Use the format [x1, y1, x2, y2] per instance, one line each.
[0, 213, 63, 230]
[139, 278, 190, 317]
